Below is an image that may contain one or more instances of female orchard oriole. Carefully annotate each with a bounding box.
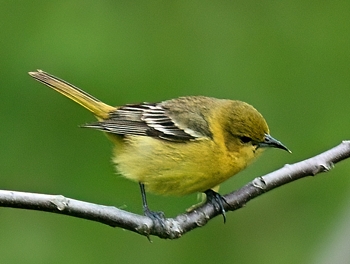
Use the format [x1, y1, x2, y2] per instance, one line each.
[29, 70, 290, 222]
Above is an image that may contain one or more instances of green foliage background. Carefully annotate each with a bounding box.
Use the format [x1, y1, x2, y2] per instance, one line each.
[1, 1, 350, 263]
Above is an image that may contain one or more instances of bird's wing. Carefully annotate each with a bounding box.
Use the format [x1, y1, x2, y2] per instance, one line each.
[83, 102, 210, 142]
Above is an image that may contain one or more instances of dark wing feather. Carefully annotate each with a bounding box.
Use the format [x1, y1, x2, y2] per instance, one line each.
[83, 103, 200, 141]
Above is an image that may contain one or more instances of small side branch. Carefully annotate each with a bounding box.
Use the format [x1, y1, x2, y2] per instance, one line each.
[0, 141, 349, 239]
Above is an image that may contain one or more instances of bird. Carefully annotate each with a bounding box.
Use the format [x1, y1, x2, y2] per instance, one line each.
[29, 69, 290, 223]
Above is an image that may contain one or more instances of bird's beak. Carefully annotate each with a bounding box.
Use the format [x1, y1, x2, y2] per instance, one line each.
[258, 134, 291, 153]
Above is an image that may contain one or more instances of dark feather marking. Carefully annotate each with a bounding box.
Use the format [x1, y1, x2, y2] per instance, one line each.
[83, 103, 198, 142]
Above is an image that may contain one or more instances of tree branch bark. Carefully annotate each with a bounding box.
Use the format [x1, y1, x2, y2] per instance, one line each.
[1, 141, 349, 239]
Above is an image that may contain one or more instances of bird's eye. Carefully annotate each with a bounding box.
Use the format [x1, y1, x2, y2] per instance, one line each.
[239, 136, 252, 144]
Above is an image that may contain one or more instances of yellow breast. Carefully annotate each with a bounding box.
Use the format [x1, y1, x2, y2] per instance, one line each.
[112, 135, 260, 196]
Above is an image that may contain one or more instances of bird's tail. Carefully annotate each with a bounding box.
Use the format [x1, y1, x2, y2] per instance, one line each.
[28, 70, 115, 119]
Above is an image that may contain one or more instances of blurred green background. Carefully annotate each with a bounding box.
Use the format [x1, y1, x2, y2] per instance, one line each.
[1, 1, 350, 263]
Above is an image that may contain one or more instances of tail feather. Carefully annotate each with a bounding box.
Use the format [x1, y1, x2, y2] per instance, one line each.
[28, 70, 115, 119]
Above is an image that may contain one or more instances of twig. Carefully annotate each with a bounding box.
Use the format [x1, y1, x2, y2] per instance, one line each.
[1, 141, 349, 239]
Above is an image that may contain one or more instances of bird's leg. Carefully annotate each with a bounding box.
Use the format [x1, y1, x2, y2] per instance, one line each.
[139, 183, 166, 228]
[204, 189, 227, 223]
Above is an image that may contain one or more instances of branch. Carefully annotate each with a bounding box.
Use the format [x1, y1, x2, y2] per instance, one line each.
[1, 141, 350, 239]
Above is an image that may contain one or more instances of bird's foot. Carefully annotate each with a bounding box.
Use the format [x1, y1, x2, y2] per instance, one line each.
[143, 207, 166, 229]
[204, 189, 228, 223]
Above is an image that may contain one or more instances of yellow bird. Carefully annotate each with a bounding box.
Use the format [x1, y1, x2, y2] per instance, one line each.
[29, 70, 289, 222]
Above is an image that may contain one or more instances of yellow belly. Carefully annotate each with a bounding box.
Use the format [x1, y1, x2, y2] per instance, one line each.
[111, 135, 259, 196]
